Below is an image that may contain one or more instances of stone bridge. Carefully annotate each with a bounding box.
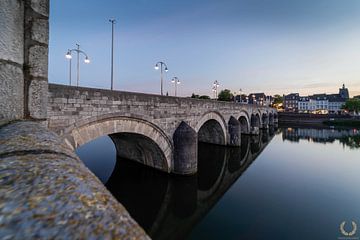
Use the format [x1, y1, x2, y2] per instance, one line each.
[0, 0, 277, 237]
[47, 84, 278, 175]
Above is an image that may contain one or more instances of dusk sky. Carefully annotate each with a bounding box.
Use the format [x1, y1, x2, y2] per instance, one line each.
[49, 0, 360, 97]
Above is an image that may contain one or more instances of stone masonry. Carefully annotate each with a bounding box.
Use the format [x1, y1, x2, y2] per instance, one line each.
[47, 84, 278, 175]
[0, 0, 48, 121]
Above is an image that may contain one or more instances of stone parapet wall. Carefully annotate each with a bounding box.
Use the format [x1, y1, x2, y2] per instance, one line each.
[0, 0, 25, 120]
[24, 0, 49, 119]
[0, 121, 149, 239]
[48, 84, 273, 138]
[0, 0, 48, 121]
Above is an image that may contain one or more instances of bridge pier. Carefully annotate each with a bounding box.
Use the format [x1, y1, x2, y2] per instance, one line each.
[250, 126, 260, 135]
[261, 114, 269, 129]
[228, 116, 241, 147]
[173, 122, 198, 175]
[250, 114, 261, 135]
[268, 113, 274, 126]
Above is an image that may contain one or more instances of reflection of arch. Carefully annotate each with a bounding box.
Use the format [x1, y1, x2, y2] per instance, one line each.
[227, 147, 242, 173]
[240, 135, 251, 164]
[250, 135, 261, 154]
[105, 158, 170, 235]
[196, 112, 227, 145]
[197, 143, 227, 202]
[63, 116, 173, 172]
[197, 143, 226, 191]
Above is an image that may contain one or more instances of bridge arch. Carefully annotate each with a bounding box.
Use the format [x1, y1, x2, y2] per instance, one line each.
[236, 111, 250, 134]
[195, 111, 227, 145]
[63, 116, 173, 173]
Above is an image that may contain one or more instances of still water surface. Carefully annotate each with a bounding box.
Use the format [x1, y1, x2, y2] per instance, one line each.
[76, 127, 360, 240]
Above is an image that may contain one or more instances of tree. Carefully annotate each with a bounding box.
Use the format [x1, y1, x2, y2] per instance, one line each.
[273, 94, 284, 104]
[217, 89, 233, 101]
[191, 93, 199, 98]
[191, 93, 210, 99]
[199, 95, 210, 99]
[272, 94, 284, 109]
[342, 98, 360, 114]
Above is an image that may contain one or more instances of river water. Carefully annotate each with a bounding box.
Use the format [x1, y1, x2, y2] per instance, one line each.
[76, 127, 360, 240]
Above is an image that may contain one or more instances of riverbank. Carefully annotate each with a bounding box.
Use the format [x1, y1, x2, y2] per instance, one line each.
[278, 112, 360, 128]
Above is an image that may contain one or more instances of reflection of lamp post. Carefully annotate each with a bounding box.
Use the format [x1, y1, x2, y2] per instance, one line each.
[212, 80, 220, 99]
[171, 77, 180, 96]
[154, 61, 168, 96]
[65, 44, 90, 86]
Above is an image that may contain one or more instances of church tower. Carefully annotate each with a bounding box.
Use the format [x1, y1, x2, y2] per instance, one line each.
[339, 84, 349, 99]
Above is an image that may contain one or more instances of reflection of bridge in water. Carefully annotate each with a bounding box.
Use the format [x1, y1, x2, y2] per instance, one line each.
[282, 128, 360, 148]
[105, 129, 275, 240]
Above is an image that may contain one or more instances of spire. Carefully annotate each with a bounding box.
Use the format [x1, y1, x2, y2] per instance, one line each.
[343, 83, 345, 89]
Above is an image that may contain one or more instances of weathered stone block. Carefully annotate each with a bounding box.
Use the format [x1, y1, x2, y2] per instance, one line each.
[31, 18, 49, 44]
[0, 63, 24, 120]
[30, 0, 49, 17]
[0, 0, 24, 64]
[28, 79, 48, 119]
[28, 45, 48, 78]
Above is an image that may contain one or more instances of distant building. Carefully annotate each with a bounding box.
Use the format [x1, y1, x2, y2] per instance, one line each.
[295, 84, 349, 114]
[234, 94, 249, 103]
[265, 95, 273, 106]
[354, 95, 360, 99]
[298, 96, 310, 113]
[284, 93, 299, 112]
[327, 94, 346, 114]
[248, 93, 272, 106]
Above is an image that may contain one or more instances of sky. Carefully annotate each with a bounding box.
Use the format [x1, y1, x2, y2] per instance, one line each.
[49, 0, 360, 97]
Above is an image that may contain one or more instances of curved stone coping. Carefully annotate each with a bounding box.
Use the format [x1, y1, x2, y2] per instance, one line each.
[0, 121, 149, 239]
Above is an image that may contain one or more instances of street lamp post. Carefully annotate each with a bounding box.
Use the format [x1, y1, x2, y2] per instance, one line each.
[66, 49, 72, 85]
[154, 61, 168, 96]
[109, 19, 116, 90]
[171, 77, 180, 96]
[212, 80, 220, 99]
[65, 44, 90, 86]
